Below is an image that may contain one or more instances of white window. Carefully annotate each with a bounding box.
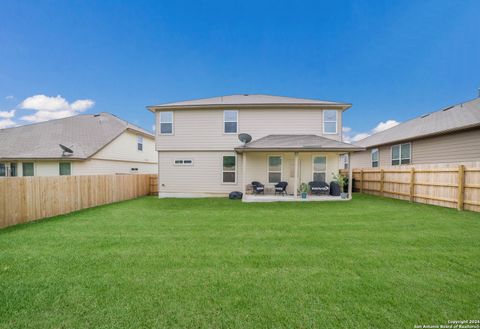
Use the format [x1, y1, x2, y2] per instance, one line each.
[312, 156, 327, 182]
[222, 155, 236, 183]
[371, 148, 379, 167]
[224, 110, 238, 134]
[159, 112, 173, 135]
[391, 143, 411, 165]
[268, 156, 282, 183]
[323, 110, 337, 134]
[137, 135, 143, 151]
[174, 159, 193, 166]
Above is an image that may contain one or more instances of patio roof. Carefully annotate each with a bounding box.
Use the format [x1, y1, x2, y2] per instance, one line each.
[234, 135, 365, 153]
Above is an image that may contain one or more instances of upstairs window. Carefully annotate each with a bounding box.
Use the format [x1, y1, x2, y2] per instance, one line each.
[22, 163, 34, 176]
[159, 112, 173, 135]
[312, 156, 327, 182]
[137, 135, 143, 151]
[222, 156, 236, 183]
[59, 162, 71, 176]
[224, 110, 238, 134]
[323, 110, 337, 134]
[371, 148, 379, 167]
[392, 143, 411, 165]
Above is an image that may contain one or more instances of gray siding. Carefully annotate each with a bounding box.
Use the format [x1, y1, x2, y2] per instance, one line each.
[350, 128, 480, 168]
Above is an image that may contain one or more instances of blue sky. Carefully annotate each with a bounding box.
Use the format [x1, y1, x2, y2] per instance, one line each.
[0, 0, 479, 140]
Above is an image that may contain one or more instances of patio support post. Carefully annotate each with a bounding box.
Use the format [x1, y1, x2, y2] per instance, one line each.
[294, 152, 299, 198]
[348, 152, 353, 200]
[242, 152, 247, 196]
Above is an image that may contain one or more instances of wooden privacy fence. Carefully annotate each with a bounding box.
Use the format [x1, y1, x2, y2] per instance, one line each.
[0, 174, 154, 229]
[342, 166, 480, 212]
[150, 175, 159, 195]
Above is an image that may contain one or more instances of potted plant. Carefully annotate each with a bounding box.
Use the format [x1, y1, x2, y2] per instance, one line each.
[298, 182, 309, 199]
[332, 172, 348, 199]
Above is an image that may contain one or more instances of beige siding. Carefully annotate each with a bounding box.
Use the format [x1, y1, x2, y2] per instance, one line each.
[0, 159, 157, 177]
[74, 159, 157, 175]
[92, 130, 157, 163]
[350, 128, 480, 168]
[35, 161, 61, 176]
[156, 108, 343, 151]
[159, 151, 341, 196]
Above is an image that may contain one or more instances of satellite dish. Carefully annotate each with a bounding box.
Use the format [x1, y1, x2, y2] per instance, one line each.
[238, 133, 252, 145]
[59, 144, 74, 156]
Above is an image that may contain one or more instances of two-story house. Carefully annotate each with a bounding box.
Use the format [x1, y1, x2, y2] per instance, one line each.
[148, 94, 363, 199]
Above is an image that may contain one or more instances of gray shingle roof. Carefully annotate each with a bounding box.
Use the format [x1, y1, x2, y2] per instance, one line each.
[235, 135, 364, 152]
[0, 112, 153, 160]
[148, 94, 351, 110]
[356, 98, 480, 148]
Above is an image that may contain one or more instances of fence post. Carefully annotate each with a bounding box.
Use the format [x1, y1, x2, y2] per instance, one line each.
[457, 165, 465, 211]
[409, 167, 415, 202]
[380, 169, 384, 196]
[360, 169, 364, 193]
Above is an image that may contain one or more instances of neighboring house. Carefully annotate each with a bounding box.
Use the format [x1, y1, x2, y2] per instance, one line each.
[147, 94, 363, 197]
[0, 112, 157, 177]
[350, 97, 480, 168]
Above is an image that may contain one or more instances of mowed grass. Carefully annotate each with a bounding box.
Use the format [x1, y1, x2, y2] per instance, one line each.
[0, 194, 479, 329]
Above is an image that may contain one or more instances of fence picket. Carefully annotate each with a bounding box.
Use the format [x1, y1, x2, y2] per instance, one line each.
[0, 174, 156, 229]
[341, 165, 480, 212]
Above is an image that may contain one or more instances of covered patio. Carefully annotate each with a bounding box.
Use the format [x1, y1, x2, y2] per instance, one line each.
[235, 135, 364, 202]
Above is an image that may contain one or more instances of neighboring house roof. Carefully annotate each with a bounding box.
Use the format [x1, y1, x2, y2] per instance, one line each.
[147, 94, 351, 111]
[356, 98, 480, 148]
[235, 135, 364, 153]
[0, 112, 154, 160]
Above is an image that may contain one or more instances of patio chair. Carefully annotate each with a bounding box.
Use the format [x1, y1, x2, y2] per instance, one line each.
[274, 181, 288, 196]
[309, 181, 330, 195]
[251, 181, 265, 194]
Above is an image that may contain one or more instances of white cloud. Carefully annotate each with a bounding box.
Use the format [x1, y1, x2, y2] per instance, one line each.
[71, 99, 95, 112]
[152, 124, 156, 131]
[0, 110, 15, 119]
[372, 119, 400, 134]
[5, 95, 15, 100]
[343, 119, 400, 143]
[0, 119, 16, 129]
[19, 94, 95, 123]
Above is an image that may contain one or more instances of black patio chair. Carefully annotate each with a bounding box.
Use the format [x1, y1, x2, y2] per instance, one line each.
[274, 181, 288, 196]
[309, 181, 330, 195]
[251, 181, 265, 194]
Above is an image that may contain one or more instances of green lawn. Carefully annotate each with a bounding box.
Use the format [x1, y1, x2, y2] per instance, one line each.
[0, 194, 479, 329]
